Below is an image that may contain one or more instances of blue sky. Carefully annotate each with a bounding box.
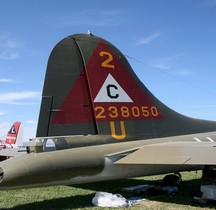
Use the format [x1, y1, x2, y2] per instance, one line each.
[0, 0, 216, 140]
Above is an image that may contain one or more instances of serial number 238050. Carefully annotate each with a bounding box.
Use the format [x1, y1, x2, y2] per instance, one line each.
[95, 105, 159, 119]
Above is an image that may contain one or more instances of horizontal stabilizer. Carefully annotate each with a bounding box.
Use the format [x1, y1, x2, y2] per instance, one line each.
[115, 142, 216, 165]
[0, 148, 26, 157]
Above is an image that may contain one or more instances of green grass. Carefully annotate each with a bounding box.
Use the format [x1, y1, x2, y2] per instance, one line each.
[0, 171, 216, 210]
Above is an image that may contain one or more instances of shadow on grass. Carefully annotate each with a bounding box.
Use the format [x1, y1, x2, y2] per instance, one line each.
[6, 179, 147, 210]
[5, 178, 216, 209]
[5, 193, 95, 210]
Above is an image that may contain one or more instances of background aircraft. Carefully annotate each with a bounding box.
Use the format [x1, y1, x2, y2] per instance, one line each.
[0, 122, 25, 161]
[0, 33, 215, 189]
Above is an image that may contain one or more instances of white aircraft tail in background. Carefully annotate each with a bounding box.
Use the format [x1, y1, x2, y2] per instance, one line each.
[0, 122, 25, 161]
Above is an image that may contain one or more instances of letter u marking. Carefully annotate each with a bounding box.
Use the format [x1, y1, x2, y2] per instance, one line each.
[110, 121, 126, 140]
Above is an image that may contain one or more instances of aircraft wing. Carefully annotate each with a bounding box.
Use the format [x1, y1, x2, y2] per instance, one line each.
[0, 147, 26, 158]
[112, 142, 216, 165]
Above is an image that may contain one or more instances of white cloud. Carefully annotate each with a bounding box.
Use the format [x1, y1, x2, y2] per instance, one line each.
[0, 122, 10, 138]
[25, 120, 37, 124]
[0, 122, 9, 128]
[0, 37, 19, 60]
[0, 51, 19, 60]
[5, 40, 17, 48]
[0, 78, 14, 83]
[174, 69, 193, 76]
[150, 54, 184, 70]
[0, 91, 40, 105]
[151, 63, 170, 70]
[136, 32, 161, 46]
[149, 54, 194, 77]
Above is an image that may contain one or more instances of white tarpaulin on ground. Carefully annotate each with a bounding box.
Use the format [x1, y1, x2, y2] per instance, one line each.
[92, 192, 131, 207]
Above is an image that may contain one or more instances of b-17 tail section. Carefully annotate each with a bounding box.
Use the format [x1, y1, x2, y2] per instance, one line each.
[36, 33, 216, 141]
[1, 33, 216, 190]
[0, 122, 24, 161]
[5, 122, 23, 146]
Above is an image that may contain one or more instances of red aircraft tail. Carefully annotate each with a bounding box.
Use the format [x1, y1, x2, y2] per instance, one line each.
[36, 34, 216, 141]
[5, 122, 23, 145]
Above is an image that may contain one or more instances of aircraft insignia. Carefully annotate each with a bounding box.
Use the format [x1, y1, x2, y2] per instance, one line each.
[94, 74, 133, 103]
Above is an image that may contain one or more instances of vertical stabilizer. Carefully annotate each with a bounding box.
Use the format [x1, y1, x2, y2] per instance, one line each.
[5, 122, 23, 145]
[36, 34, 216, 140]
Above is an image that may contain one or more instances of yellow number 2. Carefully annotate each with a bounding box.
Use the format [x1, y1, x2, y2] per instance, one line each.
[99, 51, 115, 69]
